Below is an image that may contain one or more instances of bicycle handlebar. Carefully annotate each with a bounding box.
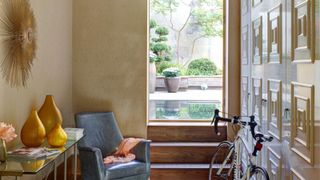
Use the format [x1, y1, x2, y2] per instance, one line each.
[212, 109, 256, 138]
[212, 109, 273, 156]
[212, 109, 232, 135]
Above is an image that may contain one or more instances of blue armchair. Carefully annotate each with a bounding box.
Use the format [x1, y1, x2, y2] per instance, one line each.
[75, 112, 150, 180]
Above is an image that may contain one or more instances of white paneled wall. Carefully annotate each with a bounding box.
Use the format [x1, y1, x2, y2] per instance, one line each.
[241, 0, 320, 179]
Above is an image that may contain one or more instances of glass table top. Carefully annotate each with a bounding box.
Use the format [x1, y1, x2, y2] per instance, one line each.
[0, 137, 83, 176]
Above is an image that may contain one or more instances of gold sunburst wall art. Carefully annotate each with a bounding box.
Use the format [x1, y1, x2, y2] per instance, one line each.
[0, 0, 37, 87]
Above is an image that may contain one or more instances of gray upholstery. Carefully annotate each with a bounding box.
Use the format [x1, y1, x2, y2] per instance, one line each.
[75, 112, 150, 180]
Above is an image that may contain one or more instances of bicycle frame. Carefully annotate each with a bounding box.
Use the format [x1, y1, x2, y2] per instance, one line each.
[216, 126, 256, 180]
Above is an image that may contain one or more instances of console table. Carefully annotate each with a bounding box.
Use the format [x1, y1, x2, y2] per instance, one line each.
[0, 135, 83, 180]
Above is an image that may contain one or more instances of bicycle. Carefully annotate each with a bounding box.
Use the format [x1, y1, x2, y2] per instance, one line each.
[208, 109, 273, 180]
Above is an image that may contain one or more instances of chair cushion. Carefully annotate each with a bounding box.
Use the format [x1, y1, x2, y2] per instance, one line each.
[104, 160, 147, 179]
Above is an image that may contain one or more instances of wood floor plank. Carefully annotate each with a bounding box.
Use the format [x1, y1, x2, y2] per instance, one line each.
[147, 125, 227, 142]
[151, 143, 229, 163]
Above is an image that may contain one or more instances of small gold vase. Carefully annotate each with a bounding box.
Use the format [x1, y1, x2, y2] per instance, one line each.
[21, 110, 46, 147]
[47, 123, 67, 147]
[21, 160, 45, 171]
[0, 139, 7, 162]
[38, 95, 63, 135]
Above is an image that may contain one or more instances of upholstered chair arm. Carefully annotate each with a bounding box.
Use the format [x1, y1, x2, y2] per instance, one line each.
[78, 146, 105, 180]
[131, 140, 151, 164]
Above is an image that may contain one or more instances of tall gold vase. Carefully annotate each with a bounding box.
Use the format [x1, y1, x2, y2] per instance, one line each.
[38, 95, 63, 135]
[0, 139, 7, 162]
[21, 110, 46, 147]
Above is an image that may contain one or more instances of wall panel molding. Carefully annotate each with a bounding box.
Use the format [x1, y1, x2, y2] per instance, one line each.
[290, 168, 306, 180]
[252, 16, 262, 65]
[252, 0, 262, 7]
[242, 0, 248, 14]
[252, 77, 262, 125]
[267, 4, 282, 64]
[292, 0, 315, 63]
[267, 79, 282, 141]
[290, 82, 314, 165]
[241, 76, 249, 116]
[267, 147, 282, 180]
[242, 25, 249, 65]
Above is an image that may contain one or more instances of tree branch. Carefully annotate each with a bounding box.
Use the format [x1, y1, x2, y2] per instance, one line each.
[184, 35, 206, 67]
[178, 7, 192, 32]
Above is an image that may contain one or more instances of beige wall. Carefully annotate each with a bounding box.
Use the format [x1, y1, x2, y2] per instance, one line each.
[0, 0, 73, 146]
[73, 0, 148, 137]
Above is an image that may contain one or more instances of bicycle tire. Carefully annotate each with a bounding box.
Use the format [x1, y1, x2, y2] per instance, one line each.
[209, 141, 233, 180]
[249, 166, 270, 180]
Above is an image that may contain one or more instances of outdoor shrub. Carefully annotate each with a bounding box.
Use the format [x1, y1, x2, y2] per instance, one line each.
[188, 103, 219, 119]
[162, 68, 180, 77]
[157, 61, 187, 75]
[187, 58, 220, 76]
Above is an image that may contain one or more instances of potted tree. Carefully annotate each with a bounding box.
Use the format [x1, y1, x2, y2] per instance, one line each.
[149, 22, 172, 93]
[163, 67, 180, 93]
[149, 19, 158, 93]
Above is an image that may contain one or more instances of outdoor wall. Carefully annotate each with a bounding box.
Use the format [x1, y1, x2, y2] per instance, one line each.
[73, 0, 148, 137]
[0, 0, 73, 145]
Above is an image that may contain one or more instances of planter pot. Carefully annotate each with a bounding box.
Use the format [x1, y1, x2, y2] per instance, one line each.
[164, 77, 181, 93]
[149, 62, 156, 93]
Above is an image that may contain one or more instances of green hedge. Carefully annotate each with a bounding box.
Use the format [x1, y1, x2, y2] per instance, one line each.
[157, 61, 187, 76]
[187, 58, 220, 76]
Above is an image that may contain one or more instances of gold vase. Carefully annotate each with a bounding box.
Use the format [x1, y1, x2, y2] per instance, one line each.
[38, 95, 63, 135]
[47, 123, 67, 147]
[21, 110, 46, 147]
[21, 160, 45, 171]
[0, 139, 7, 162]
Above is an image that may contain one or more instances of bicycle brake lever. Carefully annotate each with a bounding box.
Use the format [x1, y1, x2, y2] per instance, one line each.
[267, 136, 273, 142]
[249, 116, 257, 139]
[212, 109, 221, 136]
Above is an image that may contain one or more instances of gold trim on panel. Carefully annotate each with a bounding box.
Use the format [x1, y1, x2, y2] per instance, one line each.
[291, 0, 315, 63]
[290, 82, 314, 165]
[267, 79, 282, 141]
[252, 16, 263, 65]
[252, 77, 262, 126]
[267, 147, 282, 180]
[267, 4, 282, 64]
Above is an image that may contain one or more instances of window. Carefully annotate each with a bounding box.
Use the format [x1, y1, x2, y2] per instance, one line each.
[148, 0, 224, 121]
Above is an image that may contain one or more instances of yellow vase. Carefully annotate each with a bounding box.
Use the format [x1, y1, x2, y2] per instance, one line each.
[38, 95, 63, 135]
[21, 160, 45, 171]
[47, 123, 67, 147]
[21, 110, 46, 147]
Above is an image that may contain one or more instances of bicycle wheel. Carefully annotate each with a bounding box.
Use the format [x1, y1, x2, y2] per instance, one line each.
[209, 141, 234, 180]
[249, 166, 270, 180]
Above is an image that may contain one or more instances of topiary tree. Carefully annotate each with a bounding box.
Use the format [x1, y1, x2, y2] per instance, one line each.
[186, 58, 221, 76]
[150, 25, 172, 63]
